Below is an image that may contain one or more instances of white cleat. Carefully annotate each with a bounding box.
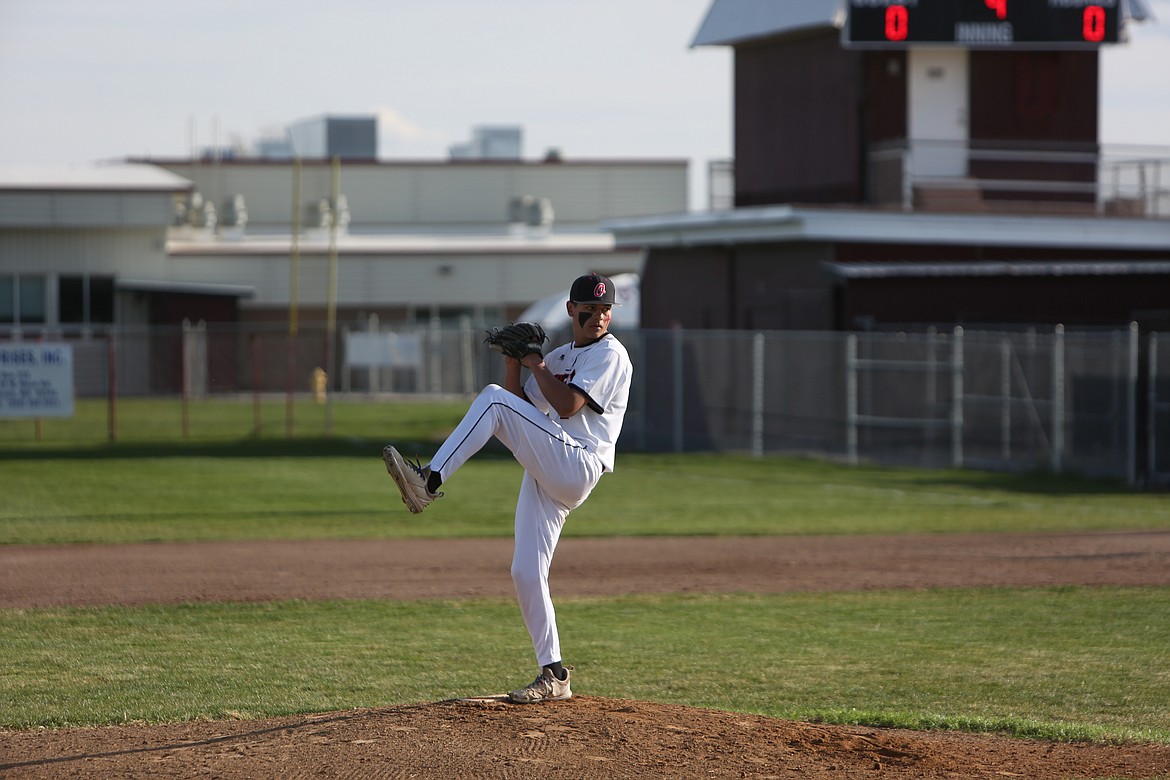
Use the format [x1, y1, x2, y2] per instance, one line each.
[508, 667, 572, 704]
[383, 445, 441, 514]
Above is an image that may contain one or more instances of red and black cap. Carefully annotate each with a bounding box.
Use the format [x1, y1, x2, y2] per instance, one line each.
[569, 272, 617, 305]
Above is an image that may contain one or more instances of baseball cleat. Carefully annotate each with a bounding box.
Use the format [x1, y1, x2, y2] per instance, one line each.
[508, 667, 572, 704]
[383, 445, 441, 514]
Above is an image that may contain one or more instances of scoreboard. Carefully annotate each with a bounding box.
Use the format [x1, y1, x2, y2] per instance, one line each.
[844, 0, 1121, 47]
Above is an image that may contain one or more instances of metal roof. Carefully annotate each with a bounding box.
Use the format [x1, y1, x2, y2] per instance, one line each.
[1125, 0, 1154, 23]
[690, 0, 1152, 47]
[605, 205, 1170, 252]
[0, 163, 192, 192]
[825, 260, 1170, 279]
[166, 231, 621, 256]
[117, 278, 255, 298]
[691, 0, 843, 47]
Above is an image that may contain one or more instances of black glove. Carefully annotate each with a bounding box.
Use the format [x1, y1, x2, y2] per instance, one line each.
[484, 322, 548, 360]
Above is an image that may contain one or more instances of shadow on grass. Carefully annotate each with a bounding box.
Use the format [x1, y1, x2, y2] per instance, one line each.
[0, 437, 517, 462]
[0, 440, 1150, 497]
[0, 507, 392, 523]
[900, 468, 1140, 496]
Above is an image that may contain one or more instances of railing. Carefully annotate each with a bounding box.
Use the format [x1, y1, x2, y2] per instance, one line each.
[866, 140, 1170, 217]
[707, 159, 736, 211]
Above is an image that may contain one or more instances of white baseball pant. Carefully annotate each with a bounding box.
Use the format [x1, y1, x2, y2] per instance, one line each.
[429, 384, 604, 666]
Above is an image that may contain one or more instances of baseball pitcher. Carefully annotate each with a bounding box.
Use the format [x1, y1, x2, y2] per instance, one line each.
[384, 272, 633, 703]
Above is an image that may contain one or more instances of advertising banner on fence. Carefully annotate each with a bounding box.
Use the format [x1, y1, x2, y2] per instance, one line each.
[0, 343, 75, 418]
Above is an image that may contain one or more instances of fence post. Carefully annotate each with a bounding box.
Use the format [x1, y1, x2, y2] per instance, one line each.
[672, 327, 684, 453]
[324, 327, 334, 437]
[33, 334, 43, 441]
[368, 315, 380, 393]
[1051, 324, 1065, 474]
[951, 327, 964, 468]
[1150, 332, 1159, 482]
[1000, 338, 1012, 461]
[460, 315, 475, 396]
[285, 330, 296, 439]
[107, 332, 118, 443]
[339, 325, 351, 395]
[751, 332, 765, 458]
[251, 333, 262, 436]
[1127, 321, 1139, 486]
[846, 333, 858, 465]
[634, 332, 647, 452]
[428, 314, 442, 395]
[181, 319, 190, 440]
[925, 326, 937, 452]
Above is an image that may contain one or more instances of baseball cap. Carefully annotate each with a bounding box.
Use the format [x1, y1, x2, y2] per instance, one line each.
[569, 272, 617, 305]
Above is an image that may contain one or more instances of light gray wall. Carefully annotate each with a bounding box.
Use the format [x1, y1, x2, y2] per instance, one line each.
[166, 247, 644, 309]
[155, 160, 688, 231]
[0, 191, 176, 229]
[0, 227, 168, 276]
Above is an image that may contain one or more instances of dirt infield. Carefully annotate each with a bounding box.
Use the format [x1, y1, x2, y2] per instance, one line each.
[3, 531, 1170, 779]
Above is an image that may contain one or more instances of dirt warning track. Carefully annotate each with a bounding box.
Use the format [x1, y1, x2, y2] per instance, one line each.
[2, 530, 1168, 608]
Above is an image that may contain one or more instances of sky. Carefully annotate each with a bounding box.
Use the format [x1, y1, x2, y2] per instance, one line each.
[0, 0, 1167, 210]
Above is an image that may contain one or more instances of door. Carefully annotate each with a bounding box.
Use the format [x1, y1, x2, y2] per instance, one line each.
[908, 48, 970, 178]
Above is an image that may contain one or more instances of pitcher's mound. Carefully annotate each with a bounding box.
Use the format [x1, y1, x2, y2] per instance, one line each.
[4, 697, 1167, 779]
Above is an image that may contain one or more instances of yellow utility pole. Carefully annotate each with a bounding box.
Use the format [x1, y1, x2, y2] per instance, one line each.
[286, 156, 302, 437]
[325, 155, 340, 436]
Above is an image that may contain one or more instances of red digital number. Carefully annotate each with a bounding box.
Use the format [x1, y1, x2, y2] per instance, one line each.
[984, 0, 1007, 20]
[1083, 5, 1106, 42]
[885, 5, 909, 41]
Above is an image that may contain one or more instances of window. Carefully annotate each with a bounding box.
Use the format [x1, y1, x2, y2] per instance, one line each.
[0, 275, 46, 324]
[89, 276, 114, 323]
[0, 277, 12, 323]
[19, 276, 46, 324]
[58, 274, 114, 325]
[59, 276, 84, 323]
[0, 277, 11, 322]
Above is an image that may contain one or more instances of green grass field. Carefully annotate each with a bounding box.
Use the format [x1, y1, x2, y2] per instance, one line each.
[4, 589, 1168, 742]
[0, 397, 461, 448]
[2, 397, 1169, 742]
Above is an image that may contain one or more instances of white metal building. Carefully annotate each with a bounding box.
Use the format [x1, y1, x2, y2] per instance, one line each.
[0, 163, 195, 335]
[1, 157, 687, 335]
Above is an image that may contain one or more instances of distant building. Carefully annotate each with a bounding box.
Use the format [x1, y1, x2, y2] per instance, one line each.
[253, 134, 295, 160]
[150, 156, 682, 326]
[287, 115, 378, 160]
[449, 126, 523, 160]
[609, 0, 1170, 333]
[1, 155, 688, 333]
[2, 154, 686, 394]
[0, 164, 202, 334]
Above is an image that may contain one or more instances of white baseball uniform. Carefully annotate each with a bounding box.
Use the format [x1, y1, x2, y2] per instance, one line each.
[428, 333, 633, 666]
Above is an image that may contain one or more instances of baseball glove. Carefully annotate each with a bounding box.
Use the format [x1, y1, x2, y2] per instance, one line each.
[484, 322, 548, 360]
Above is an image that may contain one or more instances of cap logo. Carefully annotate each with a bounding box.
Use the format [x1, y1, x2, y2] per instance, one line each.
[593, 282, 606, 299]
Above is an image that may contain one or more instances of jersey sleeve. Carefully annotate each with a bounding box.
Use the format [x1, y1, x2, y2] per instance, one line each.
[523, 374, 552, 415]
[568, 342, 628, 415]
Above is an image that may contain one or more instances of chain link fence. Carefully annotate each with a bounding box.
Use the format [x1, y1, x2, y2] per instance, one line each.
[4, 321, 1168, 486]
